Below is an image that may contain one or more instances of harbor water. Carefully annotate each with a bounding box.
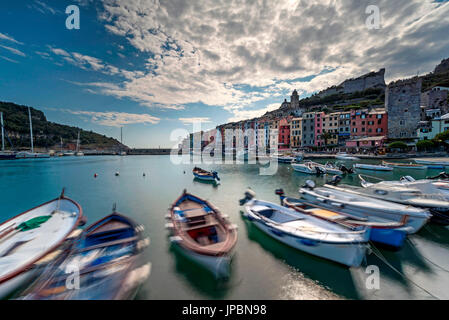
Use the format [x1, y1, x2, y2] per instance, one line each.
[1, 155, 448, 300]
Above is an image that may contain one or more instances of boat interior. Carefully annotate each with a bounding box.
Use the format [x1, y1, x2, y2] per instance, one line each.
[174, 197, 227, 247]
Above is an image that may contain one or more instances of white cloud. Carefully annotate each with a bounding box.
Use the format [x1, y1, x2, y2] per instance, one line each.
[179, 117, 211, 125]
[0, 55, 19, 64]
[0, 32, 22, 45]
[227, 103, 280, 122]
[0, 45, 26, 57]
[62, 109, 160, 127]
[88, 0, 449, 119]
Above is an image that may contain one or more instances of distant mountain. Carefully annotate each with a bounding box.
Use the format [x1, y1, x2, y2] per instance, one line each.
[0, 102, 126, 151]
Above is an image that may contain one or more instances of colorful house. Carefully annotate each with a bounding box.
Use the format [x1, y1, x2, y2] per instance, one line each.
[278, 118, 290, 150]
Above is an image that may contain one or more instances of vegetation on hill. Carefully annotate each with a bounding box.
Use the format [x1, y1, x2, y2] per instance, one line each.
[0, 102, 123, 150]
[421, 71, 449, 92]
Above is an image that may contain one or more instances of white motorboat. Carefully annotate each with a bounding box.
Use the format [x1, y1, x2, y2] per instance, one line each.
[299, 181, 431, 233]
[0, 191, 84, 299]
[335, 153, 359, 160]
[358, 175, 449, 225]
[414, 158, 449, 167]
[354, 163, 393, 171]
[382, 161, 427, 170]
[240, 191, 369, 267]
[292, 162, 321, 174]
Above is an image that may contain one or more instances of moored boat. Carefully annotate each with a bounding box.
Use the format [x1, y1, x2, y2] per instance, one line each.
[414, 158, 449, 167]
[166, 190, 237, 278]
[299, 182, 431, 233]
[0, 191, 84, 299]
[239, 190, 370, 267]
[335, 153, 359, 160]
[21, 211, 150, 300]
[192, 167, 220, 183]
[275, 189, 408, 249]
[291, 161, 326, 175]
[382, 161, 427, 170]
[354, 163, 393, 171]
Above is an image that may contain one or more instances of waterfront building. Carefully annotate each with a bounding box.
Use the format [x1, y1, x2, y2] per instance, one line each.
[302, 112, 316, 148]
[350, 108, 388, 138]
[314, 112, 325, 147]
[322, 112, 340, 146]
[278, 118, 290, 151]
[290, 117, 302, 149]
[338, 111, 351, 146]
[346, 136, 386, 150]
[417, 113, 449, 140]
[269, 119, 279, 149]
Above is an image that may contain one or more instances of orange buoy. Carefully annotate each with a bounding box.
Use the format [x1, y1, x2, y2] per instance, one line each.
[94, 173, 98, 178]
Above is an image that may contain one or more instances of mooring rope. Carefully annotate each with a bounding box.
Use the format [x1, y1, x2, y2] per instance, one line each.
[368, 242, 441, 300]
[406, 238, 449, 273]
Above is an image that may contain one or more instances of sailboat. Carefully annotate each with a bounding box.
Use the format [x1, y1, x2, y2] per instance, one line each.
[15, 108, 50, 159]
[0, 112, 16, 160]
[75, 131, 84, 156]
[56, 137, 64, 157]
[120, 127, 126, 156]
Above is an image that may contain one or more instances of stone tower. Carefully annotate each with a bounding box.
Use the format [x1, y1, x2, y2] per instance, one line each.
[386, 77, 422, 139]
[291, 89, 300, 109]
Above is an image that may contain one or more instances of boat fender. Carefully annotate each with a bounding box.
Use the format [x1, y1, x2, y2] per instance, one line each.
[165, 223, 174, 230]
[169, 236, 183, 243]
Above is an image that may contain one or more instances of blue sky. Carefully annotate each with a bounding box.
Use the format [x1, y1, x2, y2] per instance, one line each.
[0, 0, 448, 147]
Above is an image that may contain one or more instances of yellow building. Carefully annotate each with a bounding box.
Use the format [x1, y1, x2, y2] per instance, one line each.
[290, 117, 302, 149]
[321, 112, 340, 146]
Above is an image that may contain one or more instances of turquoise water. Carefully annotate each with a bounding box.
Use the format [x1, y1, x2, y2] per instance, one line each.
[1, 155, 449, 300]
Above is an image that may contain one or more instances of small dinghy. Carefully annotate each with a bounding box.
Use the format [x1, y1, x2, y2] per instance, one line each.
[354, 163, 393, 171]
[21, 209, 150, 300]
[192, 167, 220, 184]
[166, 190, 238, 278]
[239, 190, 369, 267]
[291, 161, 326, 175]
[382, 161, 427, 170]
[275, 189, 408, 249]
[0, 190, 83, 299]
[335, 153, 359, 160]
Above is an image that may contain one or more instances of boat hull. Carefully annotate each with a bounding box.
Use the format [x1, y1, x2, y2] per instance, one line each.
[193, 173, 218, 182]
[300, 189, 430, 234]
[243, 212, 367, 267]
[370, 228, 406, 249]
[172, 241, 232, 278]
[291, 164, 316, 174]
[354, 164, 393, 171]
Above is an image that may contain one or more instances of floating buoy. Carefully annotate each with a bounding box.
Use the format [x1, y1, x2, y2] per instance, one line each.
[143, 173, 146, 177]
[115, 172, 120, 176]
[94, 173, 98, 178]
[183, 171, 186, 174]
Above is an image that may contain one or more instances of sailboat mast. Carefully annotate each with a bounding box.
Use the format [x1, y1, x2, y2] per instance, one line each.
[28, 107, 34, 153]
[1, 112, 5, 151]
[76, 131, 80, 152]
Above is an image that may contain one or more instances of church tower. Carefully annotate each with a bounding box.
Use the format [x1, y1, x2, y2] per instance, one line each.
[291, 89, 299, 109]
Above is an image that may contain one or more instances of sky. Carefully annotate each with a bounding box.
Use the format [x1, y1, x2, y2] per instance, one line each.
[0, 0, 448, 148]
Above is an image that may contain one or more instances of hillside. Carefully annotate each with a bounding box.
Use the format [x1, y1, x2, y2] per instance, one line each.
[0, 102, 125, 150]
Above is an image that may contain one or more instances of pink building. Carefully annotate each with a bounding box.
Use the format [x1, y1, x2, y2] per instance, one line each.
[350, 109, 388, 138]
[278, 118, 290, 150]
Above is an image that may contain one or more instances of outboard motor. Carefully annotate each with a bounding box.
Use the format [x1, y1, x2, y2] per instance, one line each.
[212, 171, 220, 181]
[302, 180, 316, 190]
[275, 188, 285, 205]
[339, 164, 354, 174]
[327, 175, 343, 186]
[315, 166, 325, 175]
[239, 189, 256, 205]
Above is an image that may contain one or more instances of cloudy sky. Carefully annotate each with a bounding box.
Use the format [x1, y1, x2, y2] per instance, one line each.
[0, 0, 448, 147]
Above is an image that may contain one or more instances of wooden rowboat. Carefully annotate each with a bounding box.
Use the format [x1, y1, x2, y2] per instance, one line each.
[166, 190, 237, 278]
[21, 211, 150, 300]
[382, 161, 427, 170]
[192, 167, 220, 183]
[0, 190, 84, 299]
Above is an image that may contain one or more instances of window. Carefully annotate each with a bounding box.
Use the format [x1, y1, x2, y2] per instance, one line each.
[400, 120, 405, 126]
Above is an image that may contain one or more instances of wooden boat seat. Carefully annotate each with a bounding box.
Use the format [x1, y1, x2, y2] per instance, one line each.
[305, 208, 347, 221]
